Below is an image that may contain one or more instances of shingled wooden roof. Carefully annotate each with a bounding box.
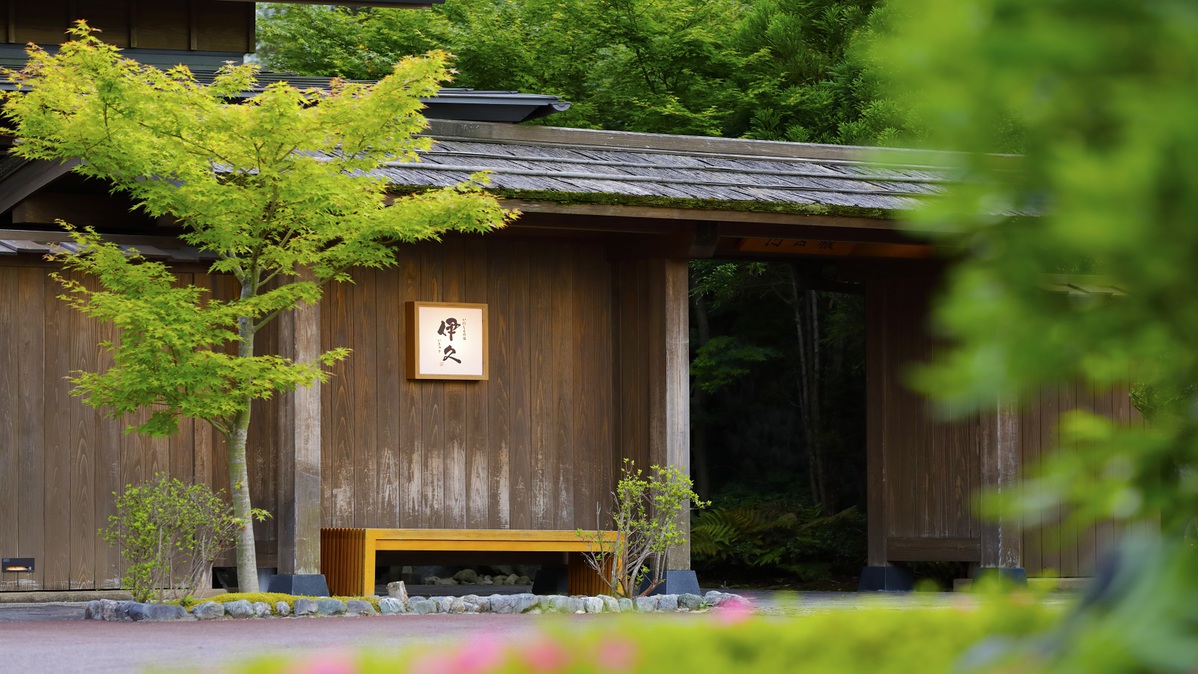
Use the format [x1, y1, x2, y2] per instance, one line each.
[378, 119, 953, 213]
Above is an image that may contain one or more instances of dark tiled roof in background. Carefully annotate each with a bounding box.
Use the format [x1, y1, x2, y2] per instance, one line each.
[0, 233, 214, 261]
[378, 120, 952, 211]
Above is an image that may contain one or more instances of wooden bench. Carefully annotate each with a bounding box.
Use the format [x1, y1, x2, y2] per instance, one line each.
[321, 528, 619, 597]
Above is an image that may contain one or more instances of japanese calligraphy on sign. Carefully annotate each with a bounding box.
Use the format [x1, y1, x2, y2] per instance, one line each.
[406, 301, 489, 380]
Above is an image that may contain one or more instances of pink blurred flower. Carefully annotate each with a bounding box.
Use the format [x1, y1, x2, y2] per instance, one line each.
[520, 640, 572, 673]
[293, 652, 358, 674]
[594, 638, 639, 671]
[712, 598, 754, 625]
[450, 634, 506, 674]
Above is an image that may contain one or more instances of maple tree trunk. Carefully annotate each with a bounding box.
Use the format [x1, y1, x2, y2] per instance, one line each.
[229, 278, 259, 593]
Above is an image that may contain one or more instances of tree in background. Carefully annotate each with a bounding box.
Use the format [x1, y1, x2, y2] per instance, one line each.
[4, 25, 511, 592]
[878, 0, 1198, 665]
[257, 0, 912, 143]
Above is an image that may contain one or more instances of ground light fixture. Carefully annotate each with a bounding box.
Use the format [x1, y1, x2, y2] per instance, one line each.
[2, 558, 35, 573]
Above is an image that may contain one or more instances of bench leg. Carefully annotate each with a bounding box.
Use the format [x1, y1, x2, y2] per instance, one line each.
[362, 535, 376, 597]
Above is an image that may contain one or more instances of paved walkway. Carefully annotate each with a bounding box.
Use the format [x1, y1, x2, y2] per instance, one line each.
[0, 592, 1078, 674]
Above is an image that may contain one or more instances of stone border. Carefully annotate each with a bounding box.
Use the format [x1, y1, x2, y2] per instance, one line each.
[83, 591, 751, 622]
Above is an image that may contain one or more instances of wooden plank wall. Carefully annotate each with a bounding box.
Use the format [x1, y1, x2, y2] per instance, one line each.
[0, 259, 277, 591]
[319, 238, 618, 533]
[869, 273, 982, 555]
[868, 270, 1138, 575]
[0, 0, 254, 53]
[1019, 383, 1142, 577]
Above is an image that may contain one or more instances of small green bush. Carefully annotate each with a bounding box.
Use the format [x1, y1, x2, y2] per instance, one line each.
[578, 460, 708, 598]
[99, 473, 266, 603]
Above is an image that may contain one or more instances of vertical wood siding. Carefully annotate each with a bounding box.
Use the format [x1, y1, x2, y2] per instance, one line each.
[0, 0, 254, 53]
[2, 238, 637, 591]
[319, 238, 617, 532]
[0, 261, 278, 591]
[868, 271, 1138, 576]
[1018, 382, 1142, 577]
[869, 274, 981, 549]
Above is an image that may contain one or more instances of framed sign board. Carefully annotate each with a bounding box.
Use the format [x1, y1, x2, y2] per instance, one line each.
[406, 301, 489, 381]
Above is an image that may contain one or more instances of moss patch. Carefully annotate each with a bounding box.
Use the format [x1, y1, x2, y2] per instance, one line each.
[202, 592, 381, 615]
[387, 185, 897, 221]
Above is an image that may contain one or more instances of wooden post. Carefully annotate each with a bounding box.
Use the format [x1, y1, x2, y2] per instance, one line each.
[646, 258, 691, 571]
[864, 280, 888, 568]
[276, 278, 323, 579]
[979, 402, 1023, 571]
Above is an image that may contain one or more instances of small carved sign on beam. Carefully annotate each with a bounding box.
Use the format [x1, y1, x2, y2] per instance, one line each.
[406, 301, 489, 381]
[738, 237, 934, 259]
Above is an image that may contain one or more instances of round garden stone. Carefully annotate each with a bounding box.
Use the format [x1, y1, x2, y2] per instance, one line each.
[567, 597, 585, 614]
[657, 595, 679, 612]
[224, 600, 255, 619]
[193, 602, 225, 620]
[678, 593, 704, 611]
[635, 596, 658, 612]
[546, 595, 569, 613]
[599, 595, 620, 613]
[378, 597, 403, 615]
[128, 603, 190, 622]
[409, 599, 437, 615]
[512, 593, 539, 614]
[252, 602, 273, 618]
[453, 569, 480, 584]
[346, 600, 376, 616]
[275, 601, 292, 617]
[315, 598, 347, 616]
[294, 598, 319, 616]
[100, 599, 135, 622]
[617, 598, 634, 613]
[488, 595, 514, 614]
[583, 597, 604, 613]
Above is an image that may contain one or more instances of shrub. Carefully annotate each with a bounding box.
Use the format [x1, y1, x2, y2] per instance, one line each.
[691, 504, 866, 584]
[578, 460, 708, 598]
[214, 591, 1062, 674]
[100, 474, 266, 603]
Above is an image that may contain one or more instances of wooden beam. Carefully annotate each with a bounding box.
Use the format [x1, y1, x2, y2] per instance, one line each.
[276, 269, 323, 576]
[887, 537, 981, 562]
[505, 199, 901, 232]
[645, 258, 691, 570]
[865, 278, 888, 567]
[979, 402, 1023, 569]
[11, 191, 154, 228]
[0, 159, 78, 217]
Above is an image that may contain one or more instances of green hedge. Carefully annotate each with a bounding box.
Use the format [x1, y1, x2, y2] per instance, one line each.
[222, 593, 1061, 674]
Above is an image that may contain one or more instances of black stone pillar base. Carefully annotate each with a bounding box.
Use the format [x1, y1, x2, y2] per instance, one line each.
[858, 565, 914, 592]
[268, 574, 330, 597]
[971, 567, 1028, 587]
[646, 570, 702, 596]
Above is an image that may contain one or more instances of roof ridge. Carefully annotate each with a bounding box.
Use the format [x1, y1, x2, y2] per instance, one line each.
[425, 119, 965, 169]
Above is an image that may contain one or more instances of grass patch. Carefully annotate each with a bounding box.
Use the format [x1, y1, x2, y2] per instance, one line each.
[187, 592, 382, 615]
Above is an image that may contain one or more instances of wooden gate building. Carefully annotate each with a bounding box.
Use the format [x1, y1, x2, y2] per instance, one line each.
[0, 1, 1125, 594]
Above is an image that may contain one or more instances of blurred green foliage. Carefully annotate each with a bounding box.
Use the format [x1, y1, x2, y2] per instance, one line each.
[219, 593, 1060, 674]
[876, 0, 1198, 541]
[874, 0, 1198, 670]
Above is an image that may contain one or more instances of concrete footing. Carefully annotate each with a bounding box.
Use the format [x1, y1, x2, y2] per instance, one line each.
[858, 566, 914, 592]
